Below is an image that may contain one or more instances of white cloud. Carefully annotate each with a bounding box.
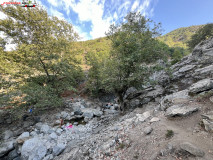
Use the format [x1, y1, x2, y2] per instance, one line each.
[131, 0, 140, 11]
[62, 0, 113, 39]
[47, 0, 58, 7]
[73, 25, 90, 41]
[32, 0, 158, 40]
[113, 12, 118, 20]
[137, 0, 151, 16]
[49, 7, 65, 20]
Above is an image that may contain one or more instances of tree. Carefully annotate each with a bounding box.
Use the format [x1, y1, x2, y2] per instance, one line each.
[187, 23, 213, 50]
[104, 12, 168, 110]
[0, 6, 83, 108]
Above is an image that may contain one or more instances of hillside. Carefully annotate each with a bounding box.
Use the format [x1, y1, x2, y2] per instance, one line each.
[158, 25, 203, 48]
[77, 25, 203, 58]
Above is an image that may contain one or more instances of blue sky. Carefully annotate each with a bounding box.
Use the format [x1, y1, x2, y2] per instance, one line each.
[1, 0, 213, 41]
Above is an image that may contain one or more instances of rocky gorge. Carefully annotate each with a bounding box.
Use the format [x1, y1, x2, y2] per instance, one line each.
[0, 38, 213, 160]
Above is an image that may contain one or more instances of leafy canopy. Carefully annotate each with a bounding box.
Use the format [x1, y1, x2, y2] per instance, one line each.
[101, 12, 168, 104]
[0, 6, 83, 108]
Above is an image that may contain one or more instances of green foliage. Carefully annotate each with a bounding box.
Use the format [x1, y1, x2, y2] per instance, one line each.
[158, 25, 203, 49]
[166, 130, 174, 138]
[21, 82, 63, 108]
[101, 12, 169, 105]
[168, 47, 189, 64]
[187, 23, 213, 50]
[0, 6, 83, 109]
[86, 50, 109, 95]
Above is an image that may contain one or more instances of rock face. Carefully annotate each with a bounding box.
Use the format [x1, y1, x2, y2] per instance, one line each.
[180, 142, 205, 157]
[165, 104, 199, 117]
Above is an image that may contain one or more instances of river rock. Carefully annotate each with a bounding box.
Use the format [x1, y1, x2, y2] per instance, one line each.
[21, 137, 47, 160]
[180, 142, 205, 157]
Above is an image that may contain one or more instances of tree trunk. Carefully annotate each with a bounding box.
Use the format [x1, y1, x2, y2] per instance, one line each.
[39, 57, 51, 82]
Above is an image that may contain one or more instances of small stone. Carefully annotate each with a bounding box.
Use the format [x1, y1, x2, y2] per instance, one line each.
[49, 132, 58, 140]
[180, 142, 205, 157]
[144, 126, 153, 135]
[55, 120, 61, 125]
[150, 117, 160, 123]
[56, 128, 63, 135]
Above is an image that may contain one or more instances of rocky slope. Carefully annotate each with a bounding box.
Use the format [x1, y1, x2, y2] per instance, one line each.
[0, 38, 213, 160]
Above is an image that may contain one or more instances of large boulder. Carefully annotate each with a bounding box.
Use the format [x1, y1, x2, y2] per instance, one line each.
[180, 142, 205, 157]
[21, 137, 47, 160]
[81, 108, 103, 118]
[189, 79, 213, 94]
[165, 104, 199, 117]
[160, 90, 190, 111]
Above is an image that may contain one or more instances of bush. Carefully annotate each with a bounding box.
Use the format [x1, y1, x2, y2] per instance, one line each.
[166, 130, 174, 138]
[21, 82, 63, 108]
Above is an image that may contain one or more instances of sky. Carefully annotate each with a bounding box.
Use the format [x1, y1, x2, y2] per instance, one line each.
[0, 0, 213, 41]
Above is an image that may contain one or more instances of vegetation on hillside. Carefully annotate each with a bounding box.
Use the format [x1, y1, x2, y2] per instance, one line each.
[187, 23, 213, 50]
[158, 25, 203, 49]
